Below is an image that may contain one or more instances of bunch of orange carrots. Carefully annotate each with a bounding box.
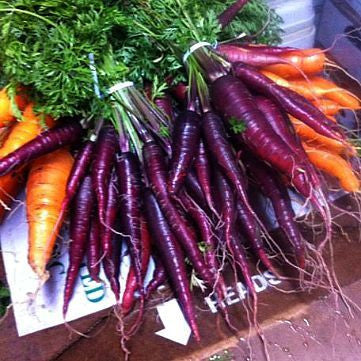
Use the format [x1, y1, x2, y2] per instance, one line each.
[257, 49, 360, 193]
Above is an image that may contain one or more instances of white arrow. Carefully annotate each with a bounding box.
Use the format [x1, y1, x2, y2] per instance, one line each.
[155, 299, 191, 345]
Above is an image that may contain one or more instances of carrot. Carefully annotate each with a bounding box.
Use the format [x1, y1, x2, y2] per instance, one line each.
[102, 172, 120, 301]
[0, 104, 53, 223]
[0, 171, 23, 223]
[303, 144, 360, 192]
[311, 99, 346, 116]
[243, 152, 305, 268]
[117, 152, 144, 298]
[263, 48, 326, 78]
[154, 95, 174, 121]
[87, 211, 102, 283]
[121, 218, 151, 315]
[238, 44, 297, 54]
[310, 77, 360, 109]
[92, 125, 118, 225]
[168, 110, 201, 195]
[217, 44, 295, 67]
[56, 140, 96, 239]
[211, 74, 311, 199]
[210, 72, 332, 248]
[170, 82, 187, 104]
[143, 141, 214, 286]
[145, 254, 167, 298]
[63, 175, 93, 317]
[261, 71, 360, 111]
[214, 168, 256, 298]
[201, 110, 254, 217]
[0, 87, 28, 127]
[194, 140, 217, 214]
[218, 0, 248, 29]
[0, 103, 54, 158]
[255, 96, 322, 189]
[144, 189, 200, 341]
[27, 148, 74, 279]
[234, 63, 345, 143]
[0, 121, 82, 177]
[185, 170, 209, 211]
[290, 116, 355, 156]
[260, 70, 322, 101]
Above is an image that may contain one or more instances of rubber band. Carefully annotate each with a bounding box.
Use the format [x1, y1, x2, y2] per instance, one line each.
[183, 41, 211, 64]
[108, 81, 134, 94]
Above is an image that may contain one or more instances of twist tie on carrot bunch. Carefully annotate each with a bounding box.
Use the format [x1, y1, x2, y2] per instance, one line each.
[108, 81, 134, 95]
[182, 41, 213, 64]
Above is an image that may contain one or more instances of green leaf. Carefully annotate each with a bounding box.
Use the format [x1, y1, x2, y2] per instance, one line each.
[229, 117, 246, 134]
[158, 124, 170, 138]
[0, 287, 10, 299]
[0, 0, 126, 118]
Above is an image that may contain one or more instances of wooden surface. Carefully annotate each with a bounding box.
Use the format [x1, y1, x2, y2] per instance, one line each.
[1, 195, 361, 361]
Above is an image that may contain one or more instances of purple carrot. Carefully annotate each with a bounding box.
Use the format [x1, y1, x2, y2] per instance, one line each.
[243, 153, 305, 268]
[121, 217, 151, 316]
[63, 175, 93, 317]
[102, 172, 120, 301]
[216, 44, 294, 66]
[185, 170, 209, 211]
[210, 73, 332, 249]
[143, 141, 214, 285]
[0, 122, 83, 176]
[237, 43, 297, 54]
[211, 74, 312, 200]
[228, 230, 256, 298]
[255, 96, 322, 189]
[214, 168, 256, 298]
[168, 110, 201, 195]
[218, 0, 248, 29]
[92, 125, 118, 225]
[170, 82, 187, 105]
[55, 140, 96, 236]
[117, 152, 144, 297]
[144, 189, 200, 341]
[179, 191, 226, 292]
[232, 63, 345, 143]
[194, 140, 217, 214]
[87, 212, 102, 283]
[214, 169, 237, 255]
[155, 95, 174, 121]
[236, 200, 274, 271]
[201, 110, 255, 218]
[145, 254, 167, 299]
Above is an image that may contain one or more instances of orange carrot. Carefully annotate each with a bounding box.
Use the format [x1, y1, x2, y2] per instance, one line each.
[261, 71, 360, 110]
[310, 77, 360, 109]
[0, 103, 54, 222]
[260, 70, 322, 101]
[290, 116, 355, 156]
[303, 143, 359, 192]
[263, 48, 326, 78]
[0, 87, 28, 127]
[0, 171, 23, 222]
[311, 99, 346, 116]
[27, 148, 74, 279]
[0, 103, 54, 158]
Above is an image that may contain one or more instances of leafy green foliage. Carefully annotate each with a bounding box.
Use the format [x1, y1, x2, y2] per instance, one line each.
[118, 0, 282, 87]
[0, 282, 10, 317]
[229, 117, 246, 134]
[0, 1, 126, 118]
